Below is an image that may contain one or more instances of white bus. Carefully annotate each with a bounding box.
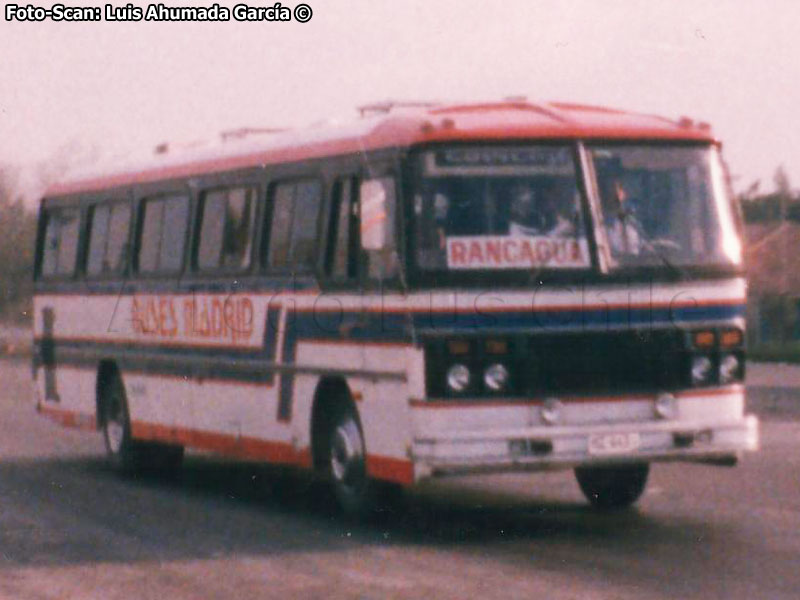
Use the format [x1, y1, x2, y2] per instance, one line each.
[33, 100, 758, 514]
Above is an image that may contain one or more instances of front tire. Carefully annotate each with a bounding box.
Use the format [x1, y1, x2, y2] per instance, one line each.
[574, 463, 650, 509]
[329, 405, 373, 516]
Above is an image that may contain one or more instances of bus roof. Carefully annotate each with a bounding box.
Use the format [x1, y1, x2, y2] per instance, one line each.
[46, 100, 717, 197]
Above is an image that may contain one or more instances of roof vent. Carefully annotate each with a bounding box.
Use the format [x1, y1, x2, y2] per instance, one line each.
[219, 127, 286, 142]
[357, 100, 438, 117]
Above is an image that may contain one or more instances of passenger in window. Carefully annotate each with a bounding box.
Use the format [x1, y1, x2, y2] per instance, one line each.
[508, 181, 574, 237]
[222, 199, 251, 268]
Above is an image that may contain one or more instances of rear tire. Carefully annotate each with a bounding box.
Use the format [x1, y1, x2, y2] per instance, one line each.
[574, 463, 650, 509]
[100, 372, 145, 472]
[100, 372, 184, 473]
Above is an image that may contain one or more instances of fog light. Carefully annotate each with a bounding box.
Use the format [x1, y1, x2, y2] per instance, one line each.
[541, 398, 562, 425]
[655, 392, 676, 420]
[446, 364, 470, 393]
[483, 363, 509, 392]
[719, 354, 741, 384]
[691, 355, 713, 386]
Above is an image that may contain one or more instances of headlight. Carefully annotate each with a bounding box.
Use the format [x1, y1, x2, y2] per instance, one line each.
[446, 364, 470, 393]
[483, 363, 509, 392]
[719, 354, 741, 384]
[691, 355, 713, 386]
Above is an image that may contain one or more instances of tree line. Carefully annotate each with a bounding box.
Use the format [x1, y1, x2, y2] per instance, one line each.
[0, 166, 37, 322]
[739, 165, 800, 223]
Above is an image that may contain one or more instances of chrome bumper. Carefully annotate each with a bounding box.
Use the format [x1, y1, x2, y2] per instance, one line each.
[412, 415, 759, 480]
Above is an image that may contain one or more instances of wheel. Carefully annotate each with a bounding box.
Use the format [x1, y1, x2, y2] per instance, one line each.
[100, 371, 146, 472]
[100, 372, 184, 473]
[574, 463, 650, 509]
[328, 405, 374, 516]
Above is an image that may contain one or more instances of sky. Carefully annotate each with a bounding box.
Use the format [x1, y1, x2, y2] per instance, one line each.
[1, 0, 799, 201]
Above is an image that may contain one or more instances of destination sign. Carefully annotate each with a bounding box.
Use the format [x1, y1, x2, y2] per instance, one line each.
[434, 147, 573, 168]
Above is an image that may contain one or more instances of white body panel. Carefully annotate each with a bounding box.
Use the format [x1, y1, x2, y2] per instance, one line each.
[33, 277, 755, 485]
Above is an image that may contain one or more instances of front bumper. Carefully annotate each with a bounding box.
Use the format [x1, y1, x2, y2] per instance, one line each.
[412, 414, 759, 480]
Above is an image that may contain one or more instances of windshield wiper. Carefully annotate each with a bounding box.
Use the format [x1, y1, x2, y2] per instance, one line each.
[617, 210, 689, 278]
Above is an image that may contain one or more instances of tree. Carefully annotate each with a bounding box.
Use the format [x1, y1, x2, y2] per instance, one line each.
[0, 165, 37, 321]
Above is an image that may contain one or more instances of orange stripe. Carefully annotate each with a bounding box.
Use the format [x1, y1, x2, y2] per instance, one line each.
[383, 297, 746, 314]
[38, 405, 412, 485]
[130, 421, 303, 465]
[37, 404, 96, 431]
[366, 455, 414, 486]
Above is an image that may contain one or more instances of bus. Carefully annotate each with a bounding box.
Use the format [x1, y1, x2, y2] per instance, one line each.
[33, 99, 758, 514]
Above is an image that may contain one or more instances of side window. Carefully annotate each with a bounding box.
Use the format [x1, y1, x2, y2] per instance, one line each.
[137, 195, 189, 274]
[107, 203, 132, 273]
[87, 202, 131, 276]
[197, 187, 256, 271]
[87, 205, 111, 275]
[361, 177, 398, 280]
[267, 184, 294, 269]
[292, 181, 322, 266]
[41, 207, 81, 278]
[266, 180, 322, 271]
[326, 177, 358, 279]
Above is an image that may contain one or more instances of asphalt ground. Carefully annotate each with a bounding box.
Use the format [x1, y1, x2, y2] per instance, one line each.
[0, 359, 798, 599]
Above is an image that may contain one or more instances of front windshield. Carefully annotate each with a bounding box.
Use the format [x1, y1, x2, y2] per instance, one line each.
[413, 146, 590, 271]
[589, 145, 742, 268]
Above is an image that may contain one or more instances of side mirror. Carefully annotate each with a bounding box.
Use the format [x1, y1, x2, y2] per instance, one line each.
[360, 178, 395, 251]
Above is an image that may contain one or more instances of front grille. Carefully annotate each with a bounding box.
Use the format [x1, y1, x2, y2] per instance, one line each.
[425, 329, 688, 398]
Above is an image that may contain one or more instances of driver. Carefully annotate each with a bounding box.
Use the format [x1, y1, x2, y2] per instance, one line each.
[599, 176, 641, 254]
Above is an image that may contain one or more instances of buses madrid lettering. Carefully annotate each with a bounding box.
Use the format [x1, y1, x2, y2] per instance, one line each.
[131, 296, 254, 344]
[5, 3, 313, 22]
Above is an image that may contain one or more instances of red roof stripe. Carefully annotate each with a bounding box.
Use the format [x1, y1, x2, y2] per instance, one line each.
[46, 101, 716, 198]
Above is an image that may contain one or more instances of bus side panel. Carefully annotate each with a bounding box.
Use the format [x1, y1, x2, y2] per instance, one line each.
[33, 296, 100, 429]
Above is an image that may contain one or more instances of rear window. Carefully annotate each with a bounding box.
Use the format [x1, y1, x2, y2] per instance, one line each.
[40, 207, 81, 278]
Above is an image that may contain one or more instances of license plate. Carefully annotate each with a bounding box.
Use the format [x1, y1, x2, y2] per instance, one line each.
[588, 432, 641, 456]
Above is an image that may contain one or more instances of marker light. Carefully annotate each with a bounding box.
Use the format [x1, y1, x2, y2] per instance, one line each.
[485, 339, 508, 354]
[447, 340, 470, 355]
[692, 330, 715, 349]
[720, 329, 743, 348]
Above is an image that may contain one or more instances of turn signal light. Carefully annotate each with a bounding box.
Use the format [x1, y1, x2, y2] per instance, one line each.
[447, 340, 470, 355]
[692, 330, 715, 349]
[720, 329, 743, 348]
[485, 339, 508, 354]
